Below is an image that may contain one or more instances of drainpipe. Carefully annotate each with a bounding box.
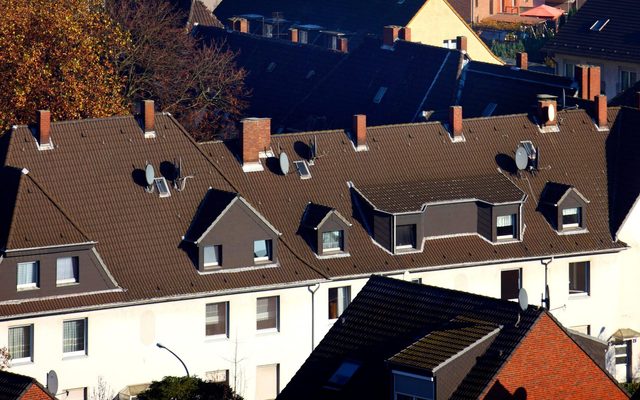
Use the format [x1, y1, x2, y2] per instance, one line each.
[540, 257, 553, 309]
[307, 283, 320, 351]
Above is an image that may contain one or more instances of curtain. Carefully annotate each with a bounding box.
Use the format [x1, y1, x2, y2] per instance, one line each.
[204, 246, 220, 266]
[257, 297, 277, 329]
[57, 257, 78, 282]
[8, 326, 31, 359]
[17, 262, 37, 286]
[206, 303, 227, 336]
[496, 215, 513, 227]
[63, 320, 85, 353]
[322, 231, 342, 251]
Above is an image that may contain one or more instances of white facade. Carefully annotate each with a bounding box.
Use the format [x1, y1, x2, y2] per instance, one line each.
[555, 54, 639, 98]
[3, 230, 640, 399]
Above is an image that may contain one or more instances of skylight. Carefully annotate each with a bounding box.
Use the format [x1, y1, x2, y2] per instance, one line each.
[267, 62, 277, 72]
[328, 361, 360, 386]
[294, 160, 312, 179]
[154, 177, 171, 198]
[373, 87, 388, 104]
[590, 19, 610, 32]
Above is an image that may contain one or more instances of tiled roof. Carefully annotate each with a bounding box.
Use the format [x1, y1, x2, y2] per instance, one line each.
[171, 0, 222, 28]
[278, 275, 542, 399]
[214, 0, 427, 34]
[543, 0, 640, 64]
[0, 370, 54, 400]
[184, 189, 237, 242]
[301, 203, 334, 229]
[356, 175, 526, 213]
[610, 81, 640, 108]
[194, 26, 576, 131]
[0, 106, 628, 317]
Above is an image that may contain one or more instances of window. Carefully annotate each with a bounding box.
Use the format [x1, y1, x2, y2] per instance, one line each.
[411, 278, 422, 284]
[204, 245, 221, 267]
[322, 230, 343, 252]
[589, 18, 610, 31]
[396, 224, 416, 249]
[206, 369, 229, 384]
[63, 388, 87, 400]
[442, 39, 456, 49]
[8, 325, 33, 363]
[501, 269, 521, 300]
[620, 69, 637, 92]
[299, 30, 308, 44]
[57, 256, 79, 285]
[17, 261, 39, 290]
[569, 261, 590, 295]
[328, 361, 360, 386]
[154, 177, 171, 198]
[254, 239, 272, 263]
[256, 364, 279, 400]
[206, 302, 228, 337]
[63, 319, 87, 355]
[562, 207, 581, 228]
[256, 296, 279, 330]
[564, 62, 575, 79]
[328, 286, 351, 319]
[571, 325, 591, 335]
[496, 214, 516, 239]
[393, 372, 434, 400]
[613, 340, 631, 365]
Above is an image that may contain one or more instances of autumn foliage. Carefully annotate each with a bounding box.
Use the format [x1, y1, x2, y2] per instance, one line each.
[0, 0, 129, 131]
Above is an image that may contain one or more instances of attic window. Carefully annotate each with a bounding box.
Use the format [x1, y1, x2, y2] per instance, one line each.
[328, 361, 360, 386]
[590, 19, 610, 31]
[562, 207, 582, 228]
[154, 177, 171, 198]
[373, 87, 388, 104]
[267, 62, 277, 72]
[294, 160, 312, 179]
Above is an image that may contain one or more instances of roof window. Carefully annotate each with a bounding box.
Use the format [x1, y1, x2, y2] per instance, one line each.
[589, 19, 610, 31]
[154, 177, 171, 198]
[373, 87, 388, 104]
[267, 62, 277, 72]
[328, 361, 360, 386]
[294, 160, 312, 179]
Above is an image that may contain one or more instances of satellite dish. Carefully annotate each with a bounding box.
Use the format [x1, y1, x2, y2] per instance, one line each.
[46, 370, 58, 395]
[518, 287, 529, 311]
[548, 103, 556, 122]
[279, 152, 289, 175]
[145, 163, 155, 186]
[515, 146, 528, 170]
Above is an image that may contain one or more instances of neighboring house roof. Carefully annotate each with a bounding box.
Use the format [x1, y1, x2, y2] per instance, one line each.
[520, 4, 564, 19]
[0, 105, 629, 318]
[195, 26, 576, 132]
[171, 0, 222, 28]
[567, 329, 609, 370]
[610, 81, 640, 108]
[0, 370, 55, 400]
[279, 275, 628, 399]
[543, 0, 640, 64]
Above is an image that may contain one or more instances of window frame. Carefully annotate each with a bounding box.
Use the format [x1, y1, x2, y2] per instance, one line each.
[62, 318, 88, 357]
[562, 206, 582, 229]
[328, 286, 351, 320]
[496, 214, 516, 240]
[256, 296, 279, 332]
[56, 256, 79, 286]
[396, 224, 417, 250]
[322, 230, 344, 253]
[16, 261, 39, 290]
[8, 324, 34, 364]
[500, 269, 522, 301]
[203, 245, 222, 268]
[253, 239, 273, 264]
[620, 69, 637, 92]
[569, 261, 590, 296]
[205, 302, 229, 338]
[256, 363, 280, 400]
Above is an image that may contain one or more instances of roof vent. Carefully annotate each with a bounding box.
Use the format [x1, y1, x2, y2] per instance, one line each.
[515, 140, 538, 171]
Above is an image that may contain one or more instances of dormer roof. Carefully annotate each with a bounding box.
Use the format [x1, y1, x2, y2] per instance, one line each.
[301, 203, 352, 230]
[540, 182, 590, 207]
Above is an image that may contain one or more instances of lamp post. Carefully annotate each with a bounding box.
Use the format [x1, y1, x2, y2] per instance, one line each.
[156, 342, 189, 377]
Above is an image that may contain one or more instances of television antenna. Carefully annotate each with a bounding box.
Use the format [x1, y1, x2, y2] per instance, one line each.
[173, 157, 194, 192]
[309, 135, 318, 165]
[145, 162, 155, 193]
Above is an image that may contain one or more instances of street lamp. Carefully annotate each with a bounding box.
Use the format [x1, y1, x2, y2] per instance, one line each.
[156, 342, 190, 377]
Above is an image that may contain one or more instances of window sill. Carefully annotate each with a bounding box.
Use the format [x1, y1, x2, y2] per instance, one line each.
[317, 251, 350, 260]
[62, 353, 88, 360]
[253, 259, 273, 265]
[56, 281, 79, 287]
[569, 292, 590, 299]
[205, 334, 229, 342]
[558, 227, 588, 235]
[17, 286, 39, 292]
[256, 328, 279, 335]
[10, 359, 33, 366]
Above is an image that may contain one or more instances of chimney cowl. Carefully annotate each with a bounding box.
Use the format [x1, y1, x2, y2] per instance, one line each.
[37, 110, 53, 150]
[537, 95, 558, 128]
[353, 114, 367, 151]
[449, 106, 464, 141]
[143, 100, 156, 138]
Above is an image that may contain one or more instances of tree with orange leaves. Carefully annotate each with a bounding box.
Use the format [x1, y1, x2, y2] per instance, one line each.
[0, 0, 128, 132]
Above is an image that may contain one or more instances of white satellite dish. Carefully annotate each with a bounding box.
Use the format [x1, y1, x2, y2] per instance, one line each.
[515, 146, 529, 170]
[548, 103, 556, 122]
[279, 152, 290, 175]
[46, 370, 58, 395]
[518, 287, 529, 312]
[145, 163, 155, 186]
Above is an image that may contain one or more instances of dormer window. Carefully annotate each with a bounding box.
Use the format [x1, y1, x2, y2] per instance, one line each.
[17, 261, 39, 290]
[254, 239, 272, 263]
[322, 230, 343, 253]
[496, 214, 516, 239]
[562, 207, 581, 229]
[396, 224, 417, 249]
[204, 245, 221, 268]
[56, 256, 79, 286]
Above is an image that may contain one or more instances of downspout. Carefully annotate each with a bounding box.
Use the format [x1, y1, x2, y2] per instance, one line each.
[540, 257, 553, 309]
[307, 283, 320, 351]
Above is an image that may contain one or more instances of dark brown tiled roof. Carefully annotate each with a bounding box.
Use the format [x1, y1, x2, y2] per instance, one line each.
[171, 0, 222, 28]
[0, 370, 55, 400]
[356, 175, 526, 213]
[543, 0, 640, 63]
[0, 107, 627, 317]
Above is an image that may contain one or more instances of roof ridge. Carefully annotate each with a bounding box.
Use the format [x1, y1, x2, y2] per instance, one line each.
[12, 113, 133, 129]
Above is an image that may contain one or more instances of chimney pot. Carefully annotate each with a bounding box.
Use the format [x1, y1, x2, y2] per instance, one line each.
[516, 52, 528, 70]
[400, 26, 411, 41]
[537, 96, 558, 127]
[449, 106, 463, 139]
[37, 110, 51, 147]
[353, 114, 367, 151]
[383, 26, 401, 47]
[289, 28, 298, 43]
[241, 118, 271, 170]
[143, 100, 155, 138]
[456, 36, 467, 52]
[595, 94, 608, 128]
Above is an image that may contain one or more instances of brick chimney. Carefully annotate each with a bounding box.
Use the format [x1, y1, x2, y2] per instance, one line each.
[353, 114, 367, 151]
[37, 110, 51, 147]
[241, 117, 271, 171]
[449, 106, 463, 140]
[383, 25, 401, 47]
[142, 100, 156, 138]
[400, 26, 411, 41]
[595, 94, 608, 128]
[576, 65, 601, 100]
[289, 28, 298, 43]
[516, 52, 528, 70]
[336, 37, 348, 53]
[537, 95, 558, 127]
[230, 17, 248, 33]
[456, 36, 467, 52]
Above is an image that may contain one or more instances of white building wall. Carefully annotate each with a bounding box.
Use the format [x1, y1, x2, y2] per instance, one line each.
[555, 54, 640, 98]
[2, 242, 639, 397]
